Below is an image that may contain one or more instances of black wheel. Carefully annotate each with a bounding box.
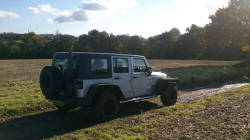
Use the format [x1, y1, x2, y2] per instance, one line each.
[40, 66, 63, 100]
[160, 84, 178, 106]
[94, 93, 119, 122]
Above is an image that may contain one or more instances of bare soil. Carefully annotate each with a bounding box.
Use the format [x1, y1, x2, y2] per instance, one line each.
[144, 90, 250, 139]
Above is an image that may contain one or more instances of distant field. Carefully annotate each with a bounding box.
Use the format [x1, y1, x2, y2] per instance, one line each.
[0, 59, 238, 85]
[0, 59, 50, 85]
[149, 59, 238, 70]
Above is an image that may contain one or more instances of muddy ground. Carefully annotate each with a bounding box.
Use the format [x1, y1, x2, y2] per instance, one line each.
[0, 81, 249, 140]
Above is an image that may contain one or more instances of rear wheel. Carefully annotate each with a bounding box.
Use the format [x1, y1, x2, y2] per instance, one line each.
[94, 93, 119, 122]
[160, 84, 178, 106]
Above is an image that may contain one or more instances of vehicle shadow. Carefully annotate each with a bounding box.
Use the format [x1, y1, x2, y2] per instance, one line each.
[0, 101, 160, 140]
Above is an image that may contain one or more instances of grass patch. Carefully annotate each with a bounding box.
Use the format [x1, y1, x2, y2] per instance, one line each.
[167, 66, 249, 88]
[47, 85, 250, 140]
[0, 79, 54, 120]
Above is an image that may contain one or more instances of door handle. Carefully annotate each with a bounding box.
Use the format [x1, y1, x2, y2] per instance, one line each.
[133, 76, 138, 79]
[114, 77, 121, 80]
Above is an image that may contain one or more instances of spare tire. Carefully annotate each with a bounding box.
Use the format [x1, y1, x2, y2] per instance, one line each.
[40, 66, 63, 100]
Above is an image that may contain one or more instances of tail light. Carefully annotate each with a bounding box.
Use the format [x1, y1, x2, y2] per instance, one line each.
[76, 99, 82, 105]
[75, 80, 83, 89]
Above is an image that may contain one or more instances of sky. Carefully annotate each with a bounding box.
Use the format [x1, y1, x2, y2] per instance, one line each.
[0, 0, 229, 38]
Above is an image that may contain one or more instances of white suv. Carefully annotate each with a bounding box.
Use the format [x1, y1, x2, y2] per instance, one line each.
[40, 52, 178, 121]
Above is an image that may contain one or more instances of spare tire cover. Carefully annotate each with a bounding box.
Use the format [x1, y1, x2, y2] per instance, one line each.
[40, 66, 63, 100]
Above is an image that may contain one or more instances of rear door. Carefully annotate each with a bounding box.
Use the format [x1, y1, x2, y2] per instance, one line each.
[112, 56, 134, 98]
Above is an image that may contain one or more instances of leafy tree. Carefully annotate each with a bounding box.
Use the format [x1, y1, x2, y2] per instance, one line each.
[242, 45, 250, 59]
[242, 46, 250, 52]
[176, 25, 206, 59]
[205, 0, 249, 59]
[146, 28, 180, 59]
[10, 45, 20, 57]
[47, 34, 76, 57]
[0, 37, 9, 58]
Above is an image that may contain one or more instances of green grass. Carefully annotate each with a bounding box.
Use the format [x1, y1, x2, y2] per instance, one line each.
[0, 79, 54, 120]
[47, 85, 250, 140]
[167, 66, 249, 88]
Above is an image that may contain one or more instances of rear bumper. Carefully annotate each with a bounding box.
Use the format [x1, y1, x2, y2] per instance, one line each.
[53, 96, 92, 109]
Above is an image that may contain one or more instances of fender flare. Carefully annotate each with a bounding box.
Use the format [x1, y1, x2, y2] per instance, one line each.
[86, 84, 125, 105]
[155, 78, 178, 94]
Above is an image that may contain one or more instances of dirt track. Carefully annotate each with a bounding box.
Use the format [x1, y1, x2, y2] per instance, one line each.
[0, 81, 249, 140]
[178, 82, 250, 103]
[146, 81, 250, 106]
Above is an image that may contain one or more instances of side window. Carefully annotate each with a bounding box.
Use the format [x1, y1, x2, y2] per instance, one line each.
[90, 58, 108, 74]
[113, 58, 129, 73]
[133, 58, 147, 72]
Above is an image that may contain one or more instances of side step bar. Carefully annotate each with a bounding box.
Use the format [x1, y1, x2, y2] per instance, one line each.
[120, 95, 158, 103]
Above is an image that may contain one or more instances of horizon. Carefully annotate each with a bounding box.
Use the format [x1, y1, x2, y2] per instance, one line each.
[0, 0, 229, 38]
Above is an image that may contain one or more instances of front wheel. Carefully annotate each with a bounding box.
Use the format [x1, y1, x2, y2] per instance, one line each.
[94, 93, 119, 122]
[160, 84, 178, 106]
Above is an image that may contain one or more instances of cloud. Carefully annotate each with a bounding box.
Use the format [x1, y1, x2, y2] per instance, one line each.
[28, 4, 57, 15]
[28, 4, 87, 23]
[28, 0, 136, 23]
[54, 10, 88, 23]
[0, 10, 20, 19]
[80, 1, 107, 11]
[47, 18, 53, 23]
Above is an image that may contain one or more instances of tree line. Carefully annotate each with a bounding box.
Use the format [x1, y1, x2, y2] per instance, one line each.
[0, 0, 249, 60]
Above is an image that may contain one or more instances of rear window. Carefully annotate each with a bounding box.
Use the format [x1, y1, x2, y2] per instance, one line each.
[52, 53, 78, 71]
[90, 58, 108, 74]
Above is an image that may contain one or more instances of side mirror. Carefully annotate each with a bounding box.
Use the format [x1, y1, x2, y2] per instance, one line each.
[145, 67, 152, 76]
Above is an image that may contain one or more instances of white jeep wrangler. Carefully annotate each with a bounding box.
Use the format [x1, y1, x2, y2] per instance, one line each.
[40, 52, 178, 121]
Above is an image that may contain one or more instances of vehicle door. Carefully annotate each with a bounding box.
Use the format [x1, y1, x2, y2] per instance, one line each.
[132, 57, 152, 96]
[112, 56, 134, 98]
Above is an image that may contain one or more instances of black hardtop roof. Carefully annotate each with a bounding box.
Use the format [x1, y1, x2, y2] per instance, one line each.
[54, 52, 145, 58]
